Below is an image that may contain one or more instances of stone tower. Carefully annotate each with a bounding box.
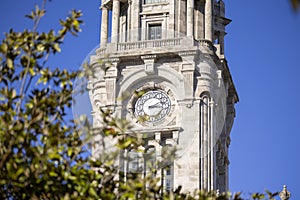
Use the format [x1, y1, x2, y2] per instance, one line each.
[89, 0, 238, 192]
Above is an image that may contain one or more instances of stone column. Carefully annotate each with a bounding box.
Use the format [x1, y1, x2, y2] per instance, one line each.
[200, 99, 204, 189]
[209, 99, 216, 190]
[194, 3, 199, 40]
[127, 0, 132, 42]
[194, 2, 204, 40]
[201, 95, 209, 190]
[207, 97, 211, 191]
[100, 6, 108, 47]
[131, 0, 140, 41]
[205, 0, 213, 41]
[186, 0, 194, 37]
[168, 0, 175, 38]
[111, 0, 120, 43]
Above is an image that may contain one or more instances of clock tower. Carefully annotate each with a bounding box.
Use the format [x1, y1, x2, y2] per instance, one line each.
[89, 0, 238, 192]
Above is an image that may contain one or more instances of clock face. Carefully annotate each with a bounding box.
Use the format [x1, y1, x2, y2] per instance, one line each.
[134, 90, 171, 123]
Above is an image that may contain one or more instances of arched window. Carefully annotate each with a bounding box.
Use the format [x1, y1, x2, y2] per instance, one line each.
[161, 145, 174, 192]
[127, 149, 144, 174]
[164, 165, 172, 192]
[144, 146, 156, 176]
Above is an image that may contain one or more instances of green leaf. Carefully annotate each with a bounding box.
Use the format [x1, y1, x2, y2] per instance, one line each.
[53, 43, 61, 53]
[7, 58, 13, 69]
[48, 152, 61, 161]
[26, 102, 34, 109]
[29, 68, 35, 76]
[73, 20, 80, 27]
[88, 187, 98, 197]
[25, 14, 34, 19]
[11, 89, 17, 99]
[49, 171, 58, 177]
[38, 9, 46, 18]
[16, 167, 24, 177]
[67, 148, 73, 157]
[0, 43, 8, 52]
[36, 44, 45, 52]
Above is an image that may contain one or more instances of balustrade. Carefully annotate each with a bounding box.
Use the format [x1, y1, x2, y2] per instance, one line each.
[117, 38, 182, 51]
[96, 47, 107, 56]
[96, 38, 215, 56]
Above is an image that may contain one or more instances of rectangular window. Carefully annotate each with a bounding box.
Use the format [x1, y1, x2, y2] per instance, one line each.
[148, 24, 162, 40]
[164, 166, 173, 192]
[128, 152, 143, 173]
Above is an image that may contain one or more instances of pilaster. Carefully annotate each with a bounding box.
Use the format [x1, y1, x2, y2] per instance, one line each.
[104, 60, 119, 106]
[179, 51, 196, 99]
[219, 32, 225, 55]
[141, 15, 146, 41]
[177, 0, 186, 35]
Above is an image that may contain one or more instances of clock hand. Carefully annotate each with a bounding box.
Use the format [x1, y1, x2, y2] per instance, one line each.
[149, 102, 162, 109]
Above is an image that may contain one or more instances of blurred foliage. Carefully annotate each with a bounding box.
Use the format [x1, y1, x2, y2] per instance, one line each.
[0, 0, 283, 199]
[290, 0, 300, 11]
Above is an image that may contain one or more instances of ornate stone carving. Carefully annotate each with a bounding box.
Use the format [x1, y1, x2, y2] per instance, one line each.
[141, 55, 157, 75]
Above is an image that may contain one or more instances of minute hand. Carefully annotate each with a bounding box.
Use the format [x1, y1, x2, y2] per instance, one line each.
[149, 103, 162, 109]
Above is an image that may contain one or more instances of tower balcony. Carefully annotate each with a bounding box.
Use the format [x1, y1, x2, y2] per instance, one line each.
[96, 37, 216, 57]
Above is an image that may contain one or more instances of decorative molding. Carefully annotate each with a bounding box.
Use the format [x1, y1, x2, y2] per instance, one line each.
[167, 116, 177, 126]
[145, 63, 155, 75]
[141, 55, 157, 60]
[197, 39, 215, 51]
[178, 98, 195, 108]
[130, 126, 181, 134]
[181, 63, 194, 71]
[141, 55, 157, 75]
[102, 57, 120, 63]
[178, 50, 197, 57]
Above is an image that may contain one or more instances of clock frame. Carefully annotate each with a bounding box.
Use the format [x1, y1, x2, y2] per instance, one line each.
[134, 90, 171, 123]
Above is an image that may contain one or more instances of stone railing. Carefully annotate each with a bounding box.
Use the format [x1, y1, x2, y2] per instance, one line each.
[96, 47, 107, 56]
[117, 38, 183, 51]
[96, 38, 216, 56]
[198, 39, 215, 51]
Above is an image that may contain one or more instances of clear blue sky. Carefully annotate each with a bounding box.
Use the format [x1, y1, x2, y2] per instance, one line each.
[1, 0, 299, 199]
